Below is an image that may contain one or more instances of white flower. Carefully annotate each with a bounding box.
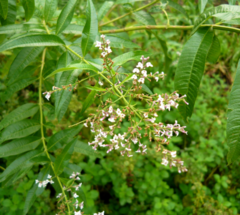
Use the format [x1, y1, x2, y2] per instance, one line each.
[109, 125, 114, 130]
[157, 95, 163, 102]
[38, 182, 43, 188]
[141, 70, 147, 77]
[146, 62, 153, 67]
[108, 117, 115, 122]
[109, 106, 113, 113]
[35, 180, 39, 184]
[99, 81, 103, 86]
[74, 211, 81, 215]
[138, 78, 145, 84]
[56, 193, 62, 198]
[47, 174, 52, 179]
[43, 92, 51, 100]
[106, 39, 110, 45]
[132, 74, 138, 80]
[153, 113, 158, 117]
[116, 108, 121, 116]
[136, 62, 143, 69]
[75, 199, 79, 209]
[131, 137, 138, 144]
[95, 41, 102, 48]
[144, 113, 148, 118]
[80, 201, 84, 209]
[136, 149, 141, 153]
[73, 193, 79, 198]
[150, 117, 156, 123]
[161, 158, 168, 166]
[84, 122, 88, 127]
[133, 68, 140, 73]
[120, 113, 125, 118]
[170, 151, 176, 158]
[100, 35, 105, 39]
[105, 46, 112, 53]
[101, 52, 107, 57]
[155, 77, 159, 82]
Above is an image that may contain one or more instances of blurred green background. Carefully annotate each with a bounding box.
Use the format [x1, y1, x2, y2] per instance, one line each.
[1, 0, 240, 214]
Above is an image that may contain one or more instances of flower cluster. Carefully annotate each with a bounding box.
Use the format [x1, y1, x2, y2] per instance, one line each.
[35, 174, 54, 188]
[95, 35, 112, 57]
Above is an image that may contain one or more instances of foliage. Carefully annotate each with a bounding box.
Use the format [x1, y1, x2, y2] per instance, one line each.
[1, 0, 240, 214]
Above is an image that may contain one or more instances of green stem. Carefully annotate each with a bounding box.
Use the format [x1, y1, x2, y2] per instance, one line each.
[99, 24, 240, 34]
[39, 49, 71, 215]
[100, 0, 160, 27]
[162, 9, 170, 28]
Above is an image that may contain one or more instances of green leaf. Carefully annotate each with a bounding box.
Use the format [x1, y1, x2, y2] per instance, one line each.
[174, 27, 214, 121]
[85, 85, 106, 91]
[213, 12, 240, 21]
[223, 18, 240, 24]
[80, 90, 97, 115]
[112, 51, 151, 67]
[228, 0, 236, 5]
[207, 35, 220, 64]
[141, 84, 153, 95]
[0, 34, 65, 52]
[74, 140, 100, 157]
[55, 0, 77, 34]
[162, 0, 189, 19]
[192, 5, 240, 35]
[0, 136, 41, 158]
[0, 103, 39, 130]
[198, 0, 208, 13]
[54, 52, 77, 121]
[81, 0, 98, 57]
[0, 0, 8, 19]
[0, 23, 45, 34]
[47, 124, 82, 151]
[0, 119, 40, 144]
[0, 150, 41, 182]
[22, 0, 35, 21]
[227, 60, 240, 164]
[46, 63, 98, 79]
[54, 139, 77, 175]
[105, 35, 139, 49]
[44, 0, 58, 22]
[133, 11, 156, 25]
[7, 47, 43, 85]
[63, 24, 84, 35]
[97, 1, 114, 21]
[0, 0, 16, 25]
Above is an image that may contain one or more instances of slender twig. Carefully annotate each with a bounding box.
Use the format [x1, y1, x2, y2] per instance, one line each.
[100, 0, 160, 27]
[39, 49, 71, 214]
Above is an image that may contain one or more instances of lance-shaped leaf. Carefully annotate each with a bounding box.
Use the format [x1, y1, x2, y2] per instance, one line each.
[1, 0, 16, 25]
[0, 34, 65, 52]
[133, 10, 156, 25]
[0, 23, 45, 34]
[81, 0, 98, 57]
[174, 27, 214, 121]
[0, 103, 39, 130]
[47, 124, 82, 151]
[0, 136, 41, 157]
[22, 0, 35, 21]
[192, 4, 240, 35]
[0, 0, 8, 19]
[97, 1, 114, 21]
[44, 0, 58, 22]
[162, 0, 189, 19]
[227, 60, 240, 164]
[112, 51, 151, 67]
[74, 140, 99, 157]
[0, 119, 40, 144]
[0, 150, 41, 182]
[7, 47, 43, 84]
[198, 0, 208, 13]
[207, 35, 220, 64]
[54, 139, 77, 175]
[55, 0, 77, 34]
[80, 90, 97, 115]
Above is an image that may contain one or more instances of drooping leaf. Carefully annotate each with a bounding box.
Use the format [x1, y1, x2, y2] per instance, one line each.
[0, 34, 65, 52]
[0, 150, 41, 182]
[0, 0, 8, 19]
[54, 139, 77, 175]
[81, 0, 98, 56]
[133, 11, 156, 25]
[0, 103, 39, 130]
[0, 23, 45, 34]
[74, 140, 99, 157]
[192, 5, 240, 35]
[7, 47, 43, 85]
[46, 63, 98, 79]
[207, 35, 220, 64]
[0, 119, 40, 144]
[22, 0, 35, 21]
[112, 51, 151, 67]
[141, 84, 153, 95]
[227, 60, 240, 164]
[0, 0, 16, 25]
[55, 0, 77, 34]
[174, 27, 214, 121]
[105, 35, 139, 49]
[44, 0, 58, 22]
[198, 0, 208, 13]
[47, 124, 82, 151]
[97, 1, 114, 21]
[0, 137, 41, 158]
[80, 90, 97, 115]
[162, 0, 189, 19]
